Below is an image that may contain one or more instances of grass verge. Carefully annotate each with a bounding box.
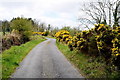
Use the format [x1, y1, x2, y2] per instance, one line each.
[56, 41, 117, 78]
[1, 36, 46, 78]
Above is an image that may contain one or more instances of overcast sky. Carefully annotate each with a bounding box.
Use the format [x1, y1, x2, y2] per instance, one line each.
[0, 0, 95, 28]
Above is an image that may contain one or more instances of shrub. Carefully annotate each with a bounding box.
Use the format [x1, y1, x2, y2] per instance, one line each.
[55, 24, 120, 71]
[10, 17, 33, 42]
[32, 31, 49, 36]
[2, 29, 21, 51]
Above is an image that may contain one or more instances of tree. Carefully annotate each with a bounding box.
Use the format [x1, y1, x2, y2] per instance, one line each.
[79, 0, 120, 27]
[2, 20, 10, 35]
[47, 24, 51, 31]
[112, 1, 120, 27]
[0, 20, 2, 32]
[10, 17, 32, 32]
[10, 17, 33, 42]
[31, 19, 39, 32]
[38, 23, 46, 32]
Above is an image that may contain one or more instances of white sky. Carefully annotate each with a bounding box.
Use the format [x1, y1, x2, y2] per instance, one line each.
[0, 0, 96, 28]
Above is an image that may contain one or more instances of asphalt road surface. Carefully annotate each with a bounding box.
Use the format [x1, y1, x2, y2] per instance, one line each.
[12, 38, 84, 78]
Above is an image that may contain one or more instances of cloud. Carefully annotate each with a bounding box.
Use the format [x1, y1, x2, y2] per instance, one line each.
[0, 0, 95, 28]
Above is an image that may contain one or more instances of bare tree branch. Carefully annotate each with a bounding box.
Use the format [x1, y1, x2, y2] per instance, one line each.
[79, 0, 120, 27]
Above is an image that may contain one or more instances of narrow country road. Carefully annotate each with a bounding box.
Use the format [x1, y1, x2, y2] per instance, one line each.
[12, 38, 84, 78]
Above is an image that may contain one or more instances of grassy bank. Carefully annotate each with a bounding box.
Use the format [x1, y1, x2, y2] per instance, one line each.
[56, 42, 119, 78]
[1, 36, 46, 78]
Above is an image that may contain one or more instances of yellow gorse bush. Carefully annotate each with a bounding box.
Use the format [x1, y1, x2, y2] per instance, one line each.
[55, 24, 120, 69]
[32, 31, 49, 36]
[55, 30, 71, 43]
[111, 26, 120, 57]
[33, 32, 43, 35]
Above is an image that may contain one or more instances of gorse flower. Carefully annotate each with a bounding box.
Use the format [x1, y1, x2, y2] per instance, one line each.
[99, 24, 105, 27]
[98, 46, 102, 50]
[112, 38, 118, 43]
[68, 41, 72, 45]
[33, 32, 45, 35]
[116, 54, 120, 56]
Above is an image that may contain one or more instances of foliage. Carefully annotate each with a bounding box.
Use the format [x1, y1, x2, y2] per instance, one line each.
[32, 31, 49, 36]
[10, 17, 33, 42]
[2, 29, 21, 51]
[2, 17, 35, 51]
[55, 30, 72, 44]
[2, 20, 10, 35]
[94, 25, 120, 69]
[57, 42, 108, 78]
[10, 17, 32, 32]
[30, 35, 45, 40]
[44, 31, 49, 36]
[61, 26, 81, 36]
[55, 24, 120, 78]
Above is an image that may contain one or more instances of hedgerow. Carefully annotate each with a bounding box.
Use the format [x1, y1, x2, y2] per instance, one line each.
[32, 31, 49, 36]
[55, 24, 120, 72]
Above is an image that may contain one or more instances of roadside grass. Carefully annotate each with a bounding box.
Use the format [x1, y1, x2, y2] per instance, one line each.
[1, 35, 46, 78]
[0, 54, 2, 79]
[56, 41, 109, 78]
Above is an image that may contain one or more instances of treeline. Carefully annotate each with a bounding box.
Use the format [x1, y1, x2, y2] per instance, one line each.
[2, 17, 52, 36]
[1, 17, 81, 51]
